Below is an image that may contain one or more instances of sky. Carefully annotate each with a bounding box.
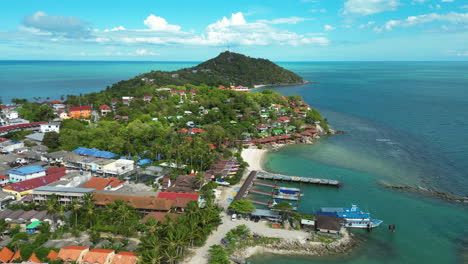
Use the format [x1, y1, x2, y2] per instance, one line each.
[1, 0, 468, 61]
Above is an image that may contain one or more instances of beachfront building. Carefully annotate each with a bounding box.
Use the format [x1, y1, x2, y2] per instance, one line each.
[40, 122, 60, 133]
[31, 186, 95, 205]
[7, 165, 46, 182]
[68, 106, 91, 119]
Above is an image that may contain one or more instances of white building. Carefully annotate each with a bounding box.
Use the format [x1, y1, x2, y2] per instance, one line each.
[5, 111, 19, 120]
[40, 122, 60, 133]
[7, 165, 46, 182]
[0, 140, 24, 153]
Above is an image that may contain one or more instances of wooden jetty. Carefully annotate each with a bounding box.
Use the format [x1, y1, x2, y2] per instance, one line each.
[233, 171, 258, 201]
[249, 188, 273, 196]
[253, 180, 276, 188]
[273, 194, 300, 201]
[256, 173, 340, 186]
[246, 198, 270, 206]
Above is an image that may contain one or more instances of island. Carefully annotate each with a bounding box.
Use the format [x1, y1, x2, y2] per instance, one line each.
[0, 52, 351, 264]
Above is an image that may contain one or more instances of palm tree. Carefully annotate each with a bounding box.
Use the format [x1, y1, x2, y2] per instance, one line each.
[139, 249, 163, 264]
[46, 194, 58, 214]
[84, 202, 95, 228]
[71, 198, 81, 228]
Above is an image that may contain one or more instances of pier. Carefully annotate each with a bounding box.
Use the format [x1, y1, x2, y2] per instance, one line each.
[256, 172, 340, 186]
[249, 188, 273, 196]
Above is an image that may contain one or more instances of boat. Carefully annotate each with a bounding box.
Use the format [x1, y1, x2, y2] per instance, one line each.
[215, 179, 230, 186]
[315, 205, 383, 229]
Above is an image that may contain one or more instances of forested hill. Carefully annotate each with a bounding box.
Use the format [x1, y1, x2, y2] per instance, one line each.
[66, 52, 305, 105]
[138, 51, 304, 88]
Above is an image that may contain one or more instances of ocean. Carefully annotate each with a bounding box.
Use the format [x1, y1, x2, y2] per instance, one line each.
[1, 61, 467, 263]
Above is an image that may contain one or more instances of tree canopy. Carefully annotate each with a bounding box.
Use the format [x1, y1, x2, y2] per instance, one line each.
[229, 200, 255, 214]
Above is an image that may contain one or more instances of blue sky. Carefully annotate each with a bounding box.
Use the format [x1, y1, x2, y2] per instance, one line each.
[1, 0, 468, 61]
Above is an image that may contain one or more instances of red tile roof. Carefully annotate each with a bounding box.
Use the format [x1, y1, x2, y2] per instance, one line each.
[99, 104, 111, 110]
[3, 171, 67, 192]
[190, 128, 204, 133]
[84, 177, 123, 191]
[157, 191, 200, 201]
[57, 246, 89, 261]
[0, 122, 46, 133]
[0, 138, 9, 143]
[112, 251, 137, 264]
[46, 166, 67, 175]
[28, 252, 42, 263]
[0, 247, 14, 263]
[47, 250, 59, 260]
[68, 106, 91, 112]
[11, 250, 21, 261]
[141, 212, 179, 223]
[82, 249, 114, 264]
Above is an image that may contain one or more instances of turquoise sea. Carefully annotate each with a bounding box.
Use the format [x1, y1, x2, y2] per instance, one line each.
[0, 61, 467, 263]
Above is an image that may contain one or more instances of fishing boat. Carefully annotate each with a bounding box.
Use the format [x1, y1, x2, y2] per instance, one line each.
[315, 205, 383, 229]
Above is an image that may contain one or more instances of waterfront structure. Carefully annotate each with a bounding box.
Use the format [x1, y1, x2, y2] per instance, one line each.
[40, 122, 60, 133]
[31, 186, 95, 204]
[315, 205, 383, 229]
[7, 165, 46, 182]
[68, 106, 91, 119]
[314, 215, 344, 235]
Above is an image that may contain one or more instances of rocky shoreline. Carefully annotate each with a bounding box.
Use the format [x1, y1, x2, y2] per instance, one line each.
[379, 181, 468, 204]
[231, 230, 356, 263]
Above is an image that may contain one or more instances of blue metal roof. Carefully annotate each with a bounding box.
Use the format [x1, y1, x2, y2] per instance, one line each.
[73, 147, 118, 159]
[137, 159, 153, 166]
[7, 165, 46, 175]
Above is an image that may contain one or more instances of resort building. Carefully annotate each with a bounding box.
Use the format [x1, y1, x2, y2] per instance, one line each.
[31, 186, 95, 204]
[57, 246, 89, 263]
[7, 165, 46, 182]
[40, 122, 60, 133]
[92, 193, 175, 214]
[68, 106, 92, 119]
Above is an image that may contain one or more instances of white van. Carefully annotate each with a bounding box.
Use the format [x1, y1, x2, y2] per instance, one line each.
[231, 214, 237, 221]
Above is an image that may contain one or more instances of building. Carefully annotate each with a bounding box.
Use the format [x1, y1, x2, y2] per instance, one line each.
[142, 95, 153, 103]
[111, 251, 137, 264]
[99, 105, 112, 116]
[157, 191, 202, 210]
[2, 170, 67, 200]
[0, 190, 15, 209]
[141, 212, 179, 224]
[7, 165, 46, 182]
[68, 106, 91, 119]
[0, 176, 8, 187]
[0, 140, 24, 153]
[40, 122, 60, 133]
[81, 248, 115, 264]
[58, 110, 69, 119]
[84, 177, 123, 191]
[0, 247, 14, 263]
[32, 186, 95, 204]
[57, 246, 89, 263]
[315, 215, 343, 235]
[93, 193, 174, 214]
[0, 209, 63, 227]
[24, 132, 45, 143]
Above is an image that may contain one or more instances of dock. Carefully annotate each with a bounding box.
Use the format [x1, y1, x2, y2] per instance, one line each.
[249, 188, 273, 196]
[246, 198, 271, 206]
[256, 173, 340, 186]
[233, 170, 257, 201]
[253, 180, 276, 188]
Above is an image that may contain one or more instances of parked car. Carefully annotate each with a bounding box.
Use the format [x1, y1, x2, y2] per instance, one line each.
[231, 213, 237, 221]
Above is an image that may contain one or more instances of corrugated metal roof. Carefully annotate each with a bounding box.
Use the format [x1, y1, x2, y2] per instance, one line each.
[7, 165, 45, 175]
[33, 186, 95, 193]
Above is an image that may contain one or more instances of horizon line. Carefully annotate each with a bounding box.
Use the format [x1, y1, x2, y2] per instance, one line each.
[1, 59, 467, 63]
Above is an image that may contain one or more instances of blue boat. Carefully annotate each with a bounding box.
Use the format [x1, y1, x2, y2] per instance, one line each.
[316, 205, 383, 229]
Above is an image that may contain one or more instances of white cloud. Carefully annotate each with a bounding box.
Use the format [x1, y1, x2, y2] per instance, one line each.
[257, 17, 311, 24]
[324, 25, 336, 31]
[21, 11, 90, 38]
[343, 0, 400, 16]
[359, 21, 376, 29]
[441, 0, 454, 2]
[144, 14, 181, 31]
[134, 48, 159, 56]
[104, 26, 126, 32]
[375, 12, 468, 31]
[461, 5, 468, 9]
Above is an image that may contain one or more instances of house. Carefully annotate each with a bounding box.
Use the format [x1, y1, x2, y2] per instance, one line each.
[68, 106, 91, 119]
[0, 139, 24, 153]
[111, 251, 137, 264]
[141, 212, 179, 224]
[32, 186, 95, 205]
[99, 105, 112, 116]
[92, 193, 175, 214]
[0, 191, 15, 209]
[27, 252, 42, 263]
[7, 165, 46, 182]
[164, 175, 198, 192]
[57, 110, 68, 119]
[47, 250, 59, 261]
[40, 122, 60, 133]
[26, 220, 43, 234]
[142, 95, 153, 103]
[0, 247, 14, 263]
[157, 191, 202, 209]
[84, 177, 123, 191]
[24, 132, 45, 143]
[10, 250, 21, 262]
[2, 170, 67, 200]
[257, 123, 268, 133]
[0, 176, 9, 187]
[277, 116, 291, 125]
[122, 97, 134, 106]
[81, 248, 115, 264]
[57, 246, 89, 263]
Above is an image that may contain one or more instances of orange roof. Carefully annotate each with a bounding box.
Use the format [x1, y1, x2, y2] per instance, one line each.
[141, 212, 179, 223]
[11, 249, 21, 261]
[82, 248, 114, 264]
[0, 247, 14, 263]
[47, 250, 59, 260]
[57, 246, 89, 261]
[84, 177, 123, 190]
[93, 193, 174, 211]
[112, 251, 137, 264]
[28, 252, 41, 263]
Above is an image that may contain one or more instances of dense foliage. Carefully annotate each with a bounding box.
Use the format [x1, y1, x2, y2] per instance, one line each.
[229, 199, 256, 214]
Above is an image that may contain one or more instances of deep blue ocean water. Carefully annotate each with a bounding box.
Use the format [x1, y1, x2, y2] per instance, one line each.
[0, 60, 467, 263]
